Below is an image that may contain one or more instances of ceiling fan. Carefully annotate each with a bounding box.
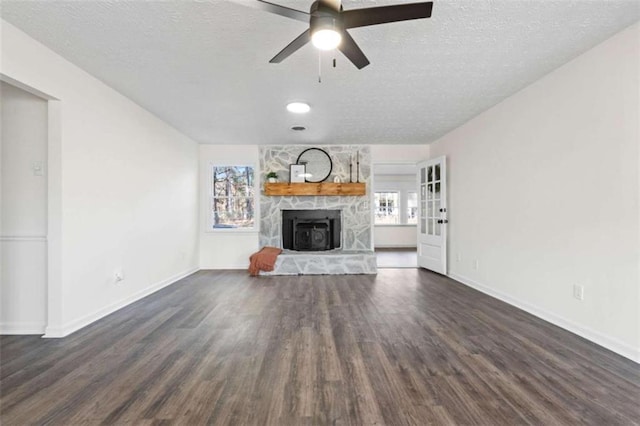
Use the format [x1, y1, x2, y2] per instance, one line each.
[255, 0, 434, 69]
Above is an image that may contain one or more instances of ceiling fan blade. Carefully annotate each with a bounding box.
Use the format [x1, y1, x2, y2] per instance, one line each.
[269, 29, 311, 63]
[338, 31, 370, 69]
[342, 2, 433, 29]
[256, 0, 309, 23]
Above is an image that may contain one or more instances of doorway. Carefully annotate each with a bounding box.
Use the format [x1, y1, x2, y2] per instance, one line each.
[372, 162, 418, 268]
[0, 81, 48, 334]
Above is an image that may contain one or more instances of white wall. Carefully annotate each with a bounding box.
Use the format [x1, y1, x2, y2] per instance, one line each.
[0, 82, 48, 333]
[429, 23, 640, 362]
[374, 226, 416, 248]
[199, 144, 260, 269]
[1, 20, 200, 336]
[371, 145, 429, 164]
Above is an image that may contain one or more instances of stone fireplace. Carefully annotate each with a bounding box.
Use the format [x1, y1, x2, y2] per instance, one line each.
[259, 145, 376, 275]
[282, 209, 341, 251]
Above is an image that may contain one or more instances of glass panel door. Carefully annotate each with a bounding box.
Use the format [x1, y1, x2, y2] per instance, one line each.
[420, 167, 427, 234]
[417, 156, 447, 275]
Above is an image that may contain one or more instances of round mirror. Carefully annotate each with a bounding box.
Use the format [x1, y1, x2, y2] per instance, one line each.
[296, 148, 333, 183]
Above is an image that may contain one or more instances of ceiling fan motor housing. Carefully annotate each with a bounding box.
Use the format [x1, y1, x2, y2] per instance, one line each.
[310, 0, 343, 36]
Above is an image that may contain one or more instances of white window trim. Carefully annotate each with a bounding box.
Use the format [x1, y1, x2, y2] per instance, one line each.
[406, 190, 418, 226]
[206, 163, 259, 233]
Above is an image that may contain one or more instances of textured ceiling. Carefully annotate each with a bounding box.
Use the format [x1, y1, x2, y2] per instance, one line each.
[2, 0, 639, 145]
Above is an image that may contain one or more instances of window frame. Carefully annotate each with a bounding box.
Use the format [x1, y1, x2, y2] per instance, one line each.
[374, 191, 401, 225]
[207, 163, 259, 233]
[406, 190, 418, 225]
[373, 188, 418, 227]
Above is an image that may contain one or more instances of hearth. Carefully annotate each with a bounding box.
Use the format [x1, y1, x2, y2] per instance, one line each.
[282, 209, 341, 251]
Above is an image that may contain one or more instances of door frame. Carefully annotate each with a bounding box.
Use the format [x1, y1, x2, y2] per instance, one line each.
[1, 73, 63, 337]
[371, 161, 419, 251]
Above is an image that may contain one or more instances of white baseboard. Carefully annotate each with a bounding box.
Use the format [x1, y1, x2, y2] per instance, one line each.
[200, 265, 248, 270]
[374, 245, 417, 249]
[448, 272, 640, 364]
[43, 266, 199, 338]
[0, 322, 46, 335]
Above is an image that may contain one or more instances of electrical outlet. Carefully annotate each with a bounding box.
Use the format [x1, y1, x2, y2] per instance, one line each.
[573, 284, 584, 301]
[456, 253, 461, 263]
[474, 259, 479, 270]
[114, 269, 124, 284]
[32, 161, 44, 176]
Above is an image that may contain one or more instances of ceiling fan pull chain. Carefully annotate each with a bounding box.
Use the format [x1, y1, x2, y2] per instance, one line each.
[318, 49, 322, 83]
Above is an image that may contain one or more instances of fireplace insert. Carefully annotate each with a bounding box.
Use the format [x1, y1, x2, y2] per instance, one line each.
[282, 209, 341, 251]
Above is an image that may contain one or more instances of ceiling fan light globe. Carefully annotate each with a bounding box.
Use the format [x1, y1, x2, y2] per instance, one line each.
[312, 29, 342, 50]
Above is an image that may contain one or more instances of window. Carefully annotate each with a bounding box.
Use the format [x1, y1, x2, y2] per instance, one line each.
[407, 191, 418, 224]
[374, 192, 399, 224]
[374, 189, 418, 225]
[211, 165, 255, 230]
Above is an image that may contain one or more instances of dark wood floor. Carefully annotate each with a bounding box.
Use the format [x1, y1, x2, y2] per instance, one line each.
[1, 269, 639, 425]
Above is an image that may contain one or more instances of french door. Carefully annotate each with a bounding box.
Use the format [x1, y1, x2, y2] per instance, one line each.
[417, 156, 447, 274]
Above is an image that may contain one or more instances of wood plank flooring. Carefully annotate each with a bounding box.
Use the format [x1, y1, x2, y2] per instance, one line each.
[1, 269, 639, 425]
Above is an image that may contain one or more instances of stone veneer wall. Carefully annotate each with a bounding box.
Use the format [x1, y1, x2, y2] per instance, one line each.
[259, 145, 372, 251]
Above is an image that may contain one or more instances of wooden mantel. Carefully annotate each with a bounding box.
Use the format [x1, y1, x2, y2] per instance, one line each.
[264, 182, 366, 196]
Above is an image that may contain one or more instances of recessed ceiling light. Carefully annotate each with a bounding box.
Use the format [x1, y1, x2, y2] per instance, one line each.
[290, 125, 306, 131]
[286, 102, 310, 114]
